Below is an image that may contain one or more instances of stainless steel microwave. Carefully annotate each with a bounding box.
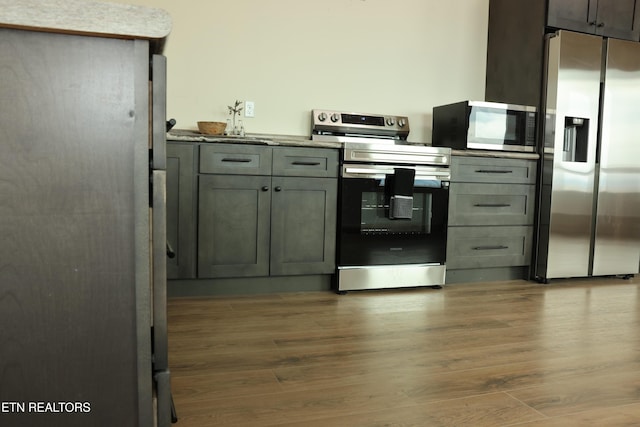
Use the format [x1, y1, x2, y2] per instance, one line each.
[432, 101, 536, 152]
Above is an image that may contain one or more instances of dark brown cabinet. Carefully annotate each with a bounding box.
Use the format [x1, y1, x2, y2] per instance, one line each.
[486, 0, 640, 107]
[548, 0, 640, 40]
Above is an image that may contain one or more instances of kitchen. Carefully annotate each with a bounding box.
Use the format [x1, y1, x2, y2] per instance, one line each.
[160, 0, 523, 295]
[1, 0, 639, 426]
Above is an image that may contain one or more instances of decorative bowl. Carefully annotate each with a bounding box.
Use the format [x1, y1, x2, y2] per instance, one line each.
[197, 121, 226, 135]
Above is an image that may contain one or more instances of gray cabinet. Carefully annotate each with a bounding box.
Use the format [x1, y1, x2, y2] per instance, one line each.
[198, 174, 272, 277]
[447, 226, 533, 270]
[0, 27, 167, 426]
[167, 143, 197, 279]
[196, 144, 338, 279]
[270, 176, 337, 275]
[448, 183, 536, 226]
[446, 156, 537, 279]
[200, 143, 272, 175]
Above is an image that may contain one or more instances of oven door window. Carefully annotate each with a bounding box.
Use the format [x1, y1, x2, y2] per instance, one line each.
[361, 191, 432, 234]
[339, 177, 449, 266]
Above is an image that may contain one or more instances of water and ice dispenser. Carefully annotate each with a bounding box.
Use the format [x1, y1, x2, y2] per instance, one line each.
[563, 117, 589, 162]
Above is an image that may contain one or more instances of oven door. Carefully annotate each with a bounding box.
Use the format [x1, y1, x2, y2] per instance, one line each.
[338, 164, 450, 267]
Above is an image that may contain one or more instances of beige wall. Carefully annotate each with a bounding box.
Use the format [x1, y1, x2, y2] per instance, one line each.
[109, 0, 489, 143]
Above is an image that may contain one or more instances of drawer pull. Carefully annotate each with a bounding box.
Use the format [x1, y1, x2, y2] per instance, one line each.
[473, 203, 511, 208]
[222, 157, 252, 163]
[292, 161, 321, 166]
[475, 169, 513, 174]
[472, 245, 509, 251]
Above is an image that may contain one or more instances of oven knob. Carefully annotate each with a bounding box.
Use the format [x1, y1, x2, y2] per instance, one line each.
[398, 118, 407, 127]
[317, 112, 328, 122]
[386, 117, 396, 126]
[331, 113, 340, 123]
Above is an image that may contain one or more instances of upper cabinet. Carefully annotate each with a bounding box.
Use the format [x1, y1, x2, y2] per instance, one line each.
[547, 0, 640, 40]
[485, 0, 640, 107]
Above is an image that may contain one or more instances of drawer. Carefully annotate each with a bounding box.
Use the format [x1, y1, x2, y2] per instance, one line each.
[272, 147, 339, 178]
[449, 183, 536, 226]
[452, 156, 537, 184]
[446, 225, 533, 269]
[200, 144, 272, 175]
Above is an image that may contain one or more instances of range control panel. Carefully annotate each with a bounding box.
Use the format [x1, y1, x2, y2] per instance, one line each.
[311, 109, 410, 139]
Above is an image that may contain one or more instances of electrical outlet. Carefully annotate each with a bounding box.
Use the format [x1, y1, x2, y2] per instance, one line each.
[245, 101, 255, 117]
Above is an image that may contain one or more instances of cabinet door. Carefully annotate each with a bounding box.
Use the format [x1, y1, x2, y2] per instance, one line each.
[272, 146, 339, 178]
[198, 175, 271, 278]
[548, 0, 640, 40]
[449, 183, 536, 226]
[547, 0, 596, 34]
[447, 226, 533, 269]
[270, 177, 337, 275]
[200, 144, 272, 175]
[166, 143, 196, 279]
[452, 156, 537, 184]
[594, 0, 640, 40]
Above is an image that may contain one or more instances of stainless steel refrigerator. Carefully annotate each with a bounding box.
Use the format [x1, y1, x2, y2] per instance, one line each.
[534, 30, 640, 282]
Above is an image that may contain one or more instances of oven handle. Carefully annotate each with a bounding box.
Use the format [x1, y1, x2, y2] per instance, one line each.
[342, 165, 451, 181]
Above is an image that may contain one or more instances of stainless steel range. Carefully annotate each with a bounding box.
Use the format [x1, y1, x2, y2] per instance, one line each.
[311, 109, 452, 292]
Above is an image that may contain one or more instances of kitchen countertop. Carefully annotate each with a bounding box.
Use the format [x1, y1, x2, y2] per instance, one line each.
[0, 0, 171, 50]
[169, 130, 540, 160]
[167, 129, 343, 149]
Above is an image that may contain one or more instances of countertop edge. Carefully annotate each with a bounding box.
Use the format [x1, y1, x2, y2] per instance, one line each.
[167, 131, 342, 149]
[168, 131, 540, 158]
[451, 149, 539, 160]
[0, 0, 172, 41]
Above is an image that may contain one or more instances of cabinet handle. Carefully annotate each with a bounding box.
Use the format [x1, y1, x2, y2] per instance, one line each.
[473, 203, 511, 208]
[475, 169, 513, 174]
[589, 21, 597, 26]
[222, 157, 252, 163]
[292, 161, 321, 166]
[166, 241, 176, 259]
[472, 245, 509, 251]
[597, 22, 605, 28]
[274, 186, 282, 192]
[261, 186, 269, 191]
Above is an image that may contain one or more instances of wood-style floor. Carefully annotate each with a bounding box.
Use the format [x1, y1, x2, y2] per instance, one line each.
[167, 277, 640, 426]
